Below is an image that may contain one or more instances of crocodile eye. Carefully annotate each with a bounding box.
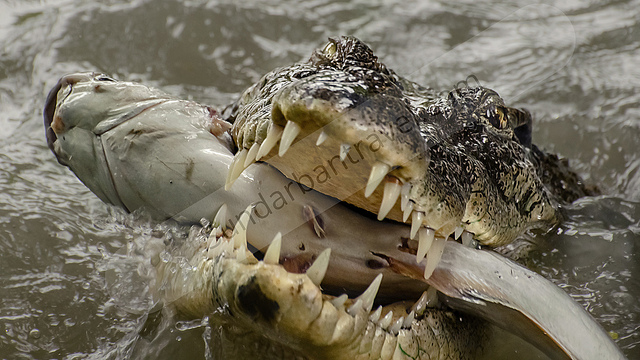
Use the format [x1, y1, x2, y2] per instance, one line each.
[486, 105, 507, 129]
[323, 41, 337, 56]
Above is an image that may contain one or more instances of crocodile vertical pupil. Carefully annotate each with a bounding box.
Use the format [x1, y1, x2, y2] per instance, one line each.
[323, 41, 337, 56]
[486, 106, 506, 129]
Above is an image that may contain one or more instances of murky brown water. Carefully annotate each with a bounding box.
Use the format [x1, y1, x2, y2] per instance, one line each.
[1, 0, 639, 359]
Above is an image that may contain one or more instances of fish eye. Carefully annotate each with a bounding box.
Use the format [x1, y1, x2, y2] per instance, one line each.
[323, 41, 337, 56]
[95, 75, 116, 82]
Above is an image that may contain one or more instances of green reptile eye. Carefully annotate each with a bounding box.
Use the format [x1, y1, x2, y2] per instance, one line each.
[323, 41, 337, 56]
[486, 106, 507, 129]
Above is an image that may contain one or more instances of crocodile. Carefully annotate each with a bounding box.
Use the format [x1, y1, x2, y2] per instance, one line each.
[43, 37, 623, 359]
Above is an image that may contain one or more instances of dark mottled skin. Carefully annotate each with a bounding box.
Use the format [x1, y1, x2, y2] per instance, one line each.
[237, 276, 280, 322]
[227, 36, 595, 247]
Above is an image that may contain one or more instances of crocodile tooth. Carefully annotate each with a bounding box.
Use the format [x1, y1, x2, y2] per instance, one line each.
[403, 310, 415, 328]
[211, 225, 224, 237]
[408, 288, 441, 315]
[213, 204, 228, 228]
[207, 240, 219, 258]
[236, 244, 247, 262]
[444, 229, 454, 241]
[257, 125, 283, 160]
[232, 204, 253, 249]
[243, 142, 260, 168]
[356, 273, 383, 312]
[206, 241, 220, 259]
[278, 120, 301, 157]
[424, 237, 446, 279]
[410, 211, 424, 239]
[454, 226, 464, 239]
[400, 183, 411, 211]
[425, 287, 439, 307]
[236, 244, 257, 263]
[411, 290, 430, 316]
[209, 239, 227, 259]
[377, 180, 401, 221]
[389, 317, 403, 334]
[402, 201, 414, 222]
[225, 148, 248, 190]
[316, 130, 328, 146]
[206, 228, 215, 247]
[222, 238, 235, 256]
[330, 294, 348, 309]
[226, 239, 236, 256]
[364, 162, 390, 198]
[263, 232, 282, 265]
[215, 226, 224, 237]
[207, 225, 223, 246]
[461, 230, 477, 248]
[369, 306, 382, 323]
[416, 227, 434, 263]
[306, 248, 331, 286]
[347, 299, 363, 316]
[339, 143, 351, 162]
[379, 310, 393, 329]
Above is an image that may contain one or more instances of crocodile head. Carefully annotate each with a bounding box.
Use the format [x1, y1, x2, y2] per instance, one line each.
[229, 36, 562, 251]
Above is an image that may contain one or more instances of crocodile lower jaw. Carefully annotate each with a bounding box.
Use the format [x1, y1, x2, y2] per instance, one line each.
[153, 221, 484, 360]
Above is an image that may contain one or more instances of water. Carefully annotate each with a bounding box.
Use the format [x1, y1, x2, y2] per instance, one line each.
[1, 0, 639, 358]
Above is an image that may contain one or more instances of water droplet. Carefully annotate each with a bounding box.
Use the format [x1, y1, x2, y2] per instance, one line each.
[175, 319, 202, 331]
[29, 329, 41, 339]
[160, 250, 172, 263]
[5, 323, 14, 337]
[177, 257, 194, 271]
[610, 291, 635, 309]
[97, 242, 109, 258]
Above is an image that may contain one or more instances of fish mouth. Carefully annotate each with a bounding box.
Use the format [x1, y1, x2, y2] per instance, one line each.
[44, 78, 62, 157]
[44, 73, 96, 165]
[42, 72, 178, 212]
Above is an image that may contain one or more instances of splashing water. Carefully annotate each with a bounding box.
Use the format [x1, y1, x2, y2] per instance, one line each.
[1, 0, 639, 358]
